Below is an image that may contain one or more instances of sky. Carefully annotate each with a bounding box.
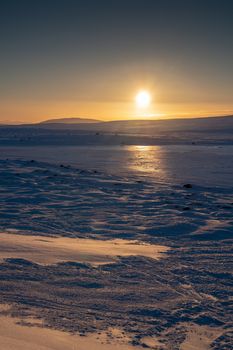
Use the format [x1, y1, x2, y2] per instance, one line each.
[0, 0, 233, 123]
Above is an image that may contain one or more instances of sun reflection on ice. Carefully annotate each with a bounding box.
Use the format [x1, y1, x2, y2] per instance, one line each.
[127, 145, 167, 182]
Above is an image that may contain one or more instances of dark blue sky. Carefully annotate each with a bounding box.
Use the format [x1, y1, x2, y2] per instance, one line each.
[1, 0, 233, 121]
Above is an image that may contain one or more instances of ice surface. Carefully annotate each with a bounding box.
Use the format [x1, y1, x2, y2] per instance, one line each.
[0, 144, 233, 187]
[0, 142, 232, 350]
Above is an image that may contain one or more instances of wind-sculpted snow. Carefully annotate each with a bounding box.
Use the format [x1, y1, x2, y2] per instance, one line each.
[0, 159, 232, 349]
[0, 159, 232, 241]
[0, 233, 169, 265]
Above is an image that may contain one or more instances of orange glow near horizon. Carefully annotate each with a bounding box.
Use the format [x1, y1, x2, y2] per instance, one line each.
[0, 98, 233, 124]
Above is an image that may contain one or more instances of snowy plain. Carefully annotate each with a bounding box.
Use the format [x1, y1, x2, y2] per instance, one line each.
[0, 139, 232, 350]
[0, 144, 233, 187]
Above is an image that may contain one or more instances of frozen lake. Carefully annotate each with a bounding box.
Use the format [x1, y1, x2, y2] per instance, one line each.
[0, 144, 232, 349]
[0, 145, 232, 188]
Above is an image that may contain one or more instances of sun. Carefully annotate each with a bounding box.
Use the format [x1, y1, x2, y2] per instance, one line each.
[135, 90, 151, 108]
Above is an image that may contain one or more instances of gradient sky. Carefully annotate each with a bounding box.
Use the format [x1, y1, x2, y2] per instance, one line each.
[1, 0, 233, 122]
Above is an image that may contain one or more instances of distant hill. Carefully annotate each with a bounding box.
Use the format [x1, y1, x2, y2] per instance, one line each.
[0, 120, 26, 125]
[1, 115, 233, 137]
[40, 117, 102, 124]
[0, 115, 232, 146]
[33, 115, 233, 133]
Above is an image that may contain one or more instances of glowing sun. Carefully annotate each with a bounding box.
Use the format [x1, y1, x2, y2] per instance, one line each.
[135, 90, 151, 108]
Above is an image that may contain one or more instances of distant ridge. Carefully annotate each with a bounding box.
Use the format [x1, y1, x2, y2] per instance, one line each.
[33, 115, 233, 131]
[0, 115, 232, 146]
[1, 116, 233, 136]
[40, 117, 102, 124]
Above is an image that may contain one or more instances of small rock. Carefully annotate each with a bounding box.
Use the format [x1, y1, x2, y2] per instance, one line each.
[183, 184, 193, 189]
[183, 207, 191, 211]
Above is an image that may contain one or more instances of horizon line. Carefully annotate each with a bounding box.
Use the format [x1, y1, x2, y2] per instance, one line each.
[1, 113, 233, 126]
